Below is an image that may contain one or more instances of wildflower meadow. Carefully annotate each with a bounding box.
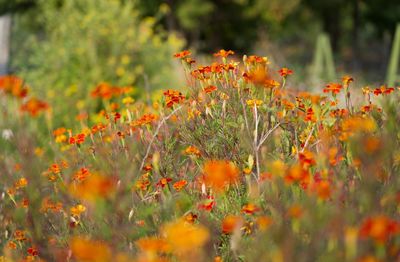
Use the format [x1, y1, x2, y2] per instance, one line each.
[0, 1, 400, 261]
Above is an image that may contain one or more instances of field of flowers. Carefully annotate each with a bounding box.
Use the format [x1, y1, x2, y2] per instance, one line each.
[0, 50, 399, 261]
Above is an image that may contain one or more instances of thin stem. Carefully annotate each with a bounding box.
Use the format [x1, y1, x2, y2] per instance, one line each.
[138, 106, 182, 173]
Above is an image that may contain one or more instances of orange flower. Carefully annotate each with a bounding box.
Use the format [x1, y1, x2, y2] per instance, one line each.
[298, 150, 316, 168]
[244, 55, 268, 64]
[7, 241, 17, 249]
[222, 215, 244, 234]
[14, 230, 27, 242]
[256, 216, 273, 231]
[49, 164, 61, 174]
[287, 205, 303, 219]
[203, 160, 239, 192]
[323, 83, 343, 95]
[304, 107, 316, 122]
[342, 75, 354, 86]
[20, 97, 49, 117]
[185, 57, 196, 64]
[91, 123, 107, 134]
[373, 85, 395, 96]
[163, 89, 185, 108]
[135, 173, 151, 191]
[264, 79, 280, 89]
[241, 203, 260, 215]
[278, 67, 293, 77]
[157, 177, 172, 188]
[70, 237, 112, 262]
[0, 75, 28, 98]
[40, 198, 63, 213]
[53, 127, 66, 137]
[73, 167, 91, 181]
[161, 219, 209, 255]
[359, 215, 399, 244]
[14, 178, 28, 189]
[184, 145, 201, 157]
[204, 85, 218, 94]
[173, 180, 187, 191]
[131, 114, 158, 127]
[91, 82, 132, 100]
[285, 164, 310, 185]
[184, 212, 198, 223]
[174, 50, 191, 59]
[70, 204, 86, 217]
[313, 180, 332, 200]
[69, 174, 115, 202]
[143, 164, 153, 172]
[69, 133, 86, 145]
[213, 49, 234, 58]
[136, 236, 170, 254]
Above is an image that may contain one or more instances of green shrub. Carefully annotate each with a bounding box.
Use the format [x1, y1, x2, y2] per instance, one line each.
[10, 0, 184, 126]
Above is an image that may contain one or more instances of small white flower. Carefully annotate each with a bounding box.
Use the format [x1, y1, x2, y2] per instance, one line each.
[2, 129, 13, 140]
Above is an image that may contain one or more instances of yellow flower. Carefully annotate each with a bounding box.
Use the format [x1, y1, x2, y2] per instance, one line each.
[122, 97, 135, 105]
[246, 99, 263, 107]
[70, 204, 86, 216]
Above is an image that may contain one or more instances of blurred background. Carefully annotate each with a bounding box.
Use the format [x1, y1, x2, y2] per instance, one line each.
[0, 0, 399, 124]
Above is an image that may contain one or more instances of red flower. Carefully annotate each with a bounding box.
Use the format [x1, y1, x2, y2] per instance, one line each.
[359, 215, 399, 244]
[27, 247, 39, 256]
[199, 195, 215, 211]
[20, 97, 49, 117]
[114, 112, 121, 123]
[278, 67, 293, 77]
[69, 133, 86, 145]
[157, 177, 172, 188]
[373, 85, 395, 96]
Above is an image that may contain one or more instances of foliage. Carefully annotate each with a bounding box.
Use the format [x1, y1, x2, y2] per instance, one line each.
[10, 0, 184, 127]
[1, 50, 399, 261]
